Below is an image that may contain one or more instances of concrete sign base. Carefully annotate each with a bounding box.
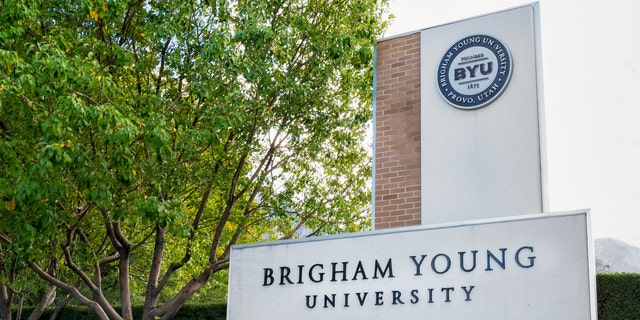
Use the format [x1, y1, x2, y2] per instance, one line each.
[228, 210, 596, 319]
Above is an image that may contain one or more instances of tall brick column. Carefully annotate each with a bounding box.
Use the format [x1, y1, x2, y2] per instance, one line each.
[374, 32, 422, 229]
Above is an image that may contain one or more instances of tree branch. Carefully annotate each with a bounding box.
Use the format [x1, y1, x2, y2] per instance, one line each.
[120, 0, 144, 46]
[28, 262, 115, 320]
[156, 37, 173, 93]
[143, 224, 165, 310]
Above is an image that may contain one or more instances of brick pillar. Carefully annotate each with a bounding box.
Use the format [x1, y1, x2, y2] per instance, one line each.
[374, 32, 422, 230]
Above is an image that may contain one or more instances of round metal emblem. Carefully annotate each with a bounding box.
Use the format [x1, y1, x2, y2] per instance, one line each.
[437, 35, 513, 110]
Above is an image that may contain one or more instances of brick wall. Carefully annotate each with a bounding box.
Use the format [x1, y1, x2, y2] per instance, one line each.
[374, 32, 421, 229]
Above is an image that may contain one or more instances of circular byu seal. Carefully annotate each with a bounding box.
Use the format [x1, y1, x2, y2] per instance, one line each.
[437, 35, 513, 110]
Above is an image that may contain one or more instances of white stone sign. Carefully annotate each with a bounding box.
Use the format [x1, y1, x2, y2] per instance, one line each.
[228, 210, 596, 319]
[421, 3, 547, 224]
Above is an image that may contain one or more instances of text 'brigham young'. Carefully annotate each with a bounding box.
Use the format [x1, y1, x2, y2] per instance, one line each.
[261, 246, 536, 309]
[263, 246, 535, 286]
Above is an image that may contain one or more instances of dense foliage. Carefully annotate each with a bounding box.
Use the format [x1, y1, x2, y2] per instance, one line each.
[597, 273, 640, 319]
[0, 0, 388, 319]
[19, 304, 226, 320]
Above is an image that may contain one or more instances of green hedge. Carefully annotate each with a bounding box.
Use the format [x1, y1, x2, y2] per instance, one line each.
[15, 274, 640, 319]
[20, 304, 226, 320]
[597, 273, 640, 320]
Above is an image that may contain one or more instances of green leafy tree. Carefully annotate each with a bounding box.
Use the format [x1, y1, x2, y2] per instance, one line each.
[0, 0, 388, 319]
[0, 243, 59, 320]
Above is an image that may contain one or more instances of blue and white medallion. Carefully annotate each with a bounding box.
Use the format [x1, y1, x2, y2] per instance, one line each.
[437, 35, 513, 110]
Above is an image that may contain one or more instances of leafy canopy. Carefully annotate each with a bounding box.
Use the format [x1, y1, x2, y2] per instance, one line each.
[0, 0, 388, 318]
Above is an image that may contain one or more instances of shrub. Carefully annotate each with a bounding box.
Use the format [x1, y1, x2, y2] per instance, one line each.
[597, 273, 640, 319]
[19, 304, 227, 320]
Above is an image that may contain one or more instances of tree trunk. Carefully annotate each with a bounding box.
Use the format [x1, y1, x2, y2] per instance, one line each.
[86, 301, 111, 320]
[26, 284, 56, 320]
[119, 251, 132, 320]
[49, 293, 73, 320]
[141, 226, 166, 320]
[0, 283, 12, 320]
[151, 271, 212, 320]
[15, 294, 23, 320]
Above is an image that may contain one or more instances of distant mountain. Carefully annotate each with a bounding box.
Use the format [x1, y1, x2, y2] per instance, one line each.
[595, 238, 640, 273]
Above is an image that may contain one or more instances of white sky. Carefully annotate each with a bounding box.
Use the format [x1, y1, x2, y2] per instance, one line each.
[386, 0, 640, 247]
